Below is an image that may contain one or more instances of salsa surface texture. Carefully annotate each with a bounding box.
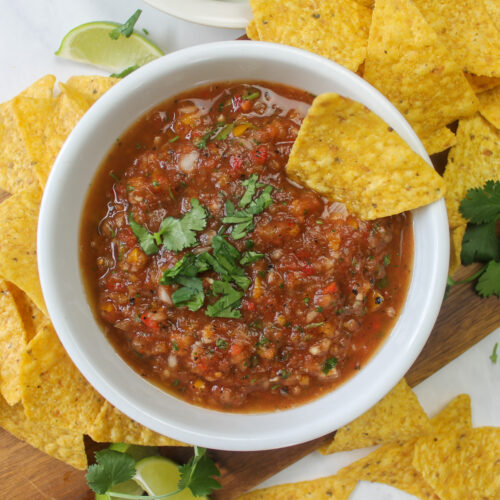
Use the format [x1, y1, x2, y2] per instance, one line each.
[80, 81, 413, 412]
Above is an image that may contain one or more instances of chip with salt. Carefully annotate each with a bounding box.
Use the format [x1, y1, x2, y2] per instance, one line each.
[19, 74, 55, 99]
[478, 85, 500, 130]
[35, 85, 90, 187]
[363, 0, 478, 140]
[465, 73, 500, 94]
[249, 0, 372, 72]
[422, 127, 456, 155]
[484, 0, 500, 30]
[443, 113, 500, 229]
[0, 394, 87, 470]
[319, 379, 431, 454]
[412, 0, 500, 78]
[286, 93, 445, 219]
[0, 279, 30, 405]
[413, 427, 500, 499]
[88, 400, 187, 447]
[246, 19, 259, 40]
[429, 394, 471, 434]
[237, 474, 357, 500]
[0, 185, 47, 315]
[20, 320, 104, 433]
[63, 75, 118, 104]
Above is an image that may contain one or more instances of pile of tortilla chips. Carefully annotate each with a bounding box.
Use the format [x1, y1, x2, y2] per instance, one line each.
[249, 0, 500, 270]
[239, 383, 500, 499]
[0, 75, 187, 471]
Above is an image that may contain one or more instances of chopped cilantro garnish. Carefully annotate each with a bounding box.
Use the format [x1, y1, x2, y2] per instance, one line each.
[216, 338, 228, 349]
[256, 335, 271, 347]
[490, 342, 498, 364]
[206, 281, 243, 318]
[240, 251, 264, 266]
[384, 254, 391, 266]
[279, 369, 291, 379]
[128, 213, 159, 255]
[304, 322, 325, 329]
[322, 357, 338, 374]
[239, 174, 264, 208]
[109, 9, 142, 39]
[169, 135, 180, 143]
[109, 171, 119, 181]
[110, 65, 139, 78]
[171, 276, 205, 311]
[304, 297, 310, 305]
[213, 123, 234, 141]
[243, 91, 260, 100]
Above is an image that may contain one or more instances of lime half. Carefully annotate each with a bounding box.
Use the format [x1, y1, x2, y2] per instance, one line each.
[108, 442, 159, 462]
[55, 21, 164, 71]
[96, 478, 144, 500]
[134, 456, 207, 499]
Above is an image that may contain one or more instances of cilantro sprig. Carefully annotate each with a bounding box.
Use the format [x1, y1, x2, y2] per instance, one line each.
[448, 180, 500, 298]
[86, 445, 221, 499]
[129, 198, 207, 255]
[109, 9, 142, 39]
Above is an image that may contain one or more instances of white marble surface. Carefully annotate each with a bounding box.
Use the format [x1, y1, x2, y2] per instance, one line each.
[1, 1, 498, 498]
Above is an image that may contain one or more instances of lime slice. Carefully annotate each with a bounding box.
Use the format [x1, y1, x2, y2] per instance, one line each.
[55, 21, 164, 71]
[96, 478, 144, 500]
[108, 442, 159, 462]
[133, 456, 207, 499]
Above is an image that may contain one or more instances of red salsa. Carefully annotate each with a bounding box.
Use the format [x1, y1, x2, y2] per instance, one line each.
[80, 81, 413, 412]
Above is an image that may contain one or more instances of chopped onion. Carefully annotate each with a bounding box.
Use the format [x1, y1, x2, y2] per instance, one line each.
[179, 150, 199, 173]
[158, 286, 172, 305]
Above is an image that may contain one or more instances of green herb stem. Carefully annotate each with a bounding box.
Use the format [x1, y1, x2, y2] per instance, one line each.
[447, 265, 486, 286]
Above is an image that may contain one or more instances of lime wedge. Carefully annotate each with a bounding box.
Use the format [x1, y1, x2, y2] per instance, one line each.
[96, 478, 144, 500]
[133, 456, 206, 499]
[55, 21, 164, 71]
[108, 442, 159, 462]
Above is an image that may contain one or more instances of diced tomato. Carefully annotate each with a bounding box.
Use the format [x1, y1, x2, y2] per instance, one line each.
[302, 264, 315, 276]
[119, 227, 138, 248]
[141, 313, 159, 331]
[241, 100, 253, 112]
[105, 275, 127, 293]
[251, 146, 268, 165]
[246, 300, 256, 311]
[230, 343, 243, 356]
[324, 282, 338, 294]
[296, 249, 310, 259]
[232, 94, 242, 112]
[229, 155, 243, 173]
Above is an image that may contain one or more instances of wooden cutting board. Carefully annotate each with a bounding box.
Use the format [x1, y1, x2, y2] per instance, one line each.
[1, 151, 499, 499]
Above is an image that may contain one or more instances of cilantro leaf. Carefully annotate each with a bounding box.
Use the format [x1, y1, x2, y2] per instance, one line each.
[109, 9, 142, 39]
[475, 261, 500, 297]
[171, 276, 205, 311]
[213, 123, 234, 141]
[322, 357, 338, 374]
[459, 180, 500, 224]
[178, 447, 221, 497]
[491, 342, 498, 364]
[110, 64, 139, 78]
[461, 221, 500, 265]
[128, 213, 159, 255]
[155, 198, 207, 252]
[240, 251, 265, 266]
[86, 450, 136, 494]
[206, 281, 243, 318]
[239, 174, 263, 208]
[161, 254, 210, 284]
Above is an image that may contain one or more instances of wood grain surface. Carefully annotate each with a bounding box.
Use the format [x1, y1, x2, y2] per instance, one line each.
[1, 153, 499, 499]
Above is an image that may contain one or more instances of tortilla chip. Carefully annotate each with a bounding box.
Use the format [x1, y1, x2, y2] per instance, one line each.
[19, 75, 55, 99]
[237, 475, 357, 500]
[0, 280, 29, 405]
[0, 395, 87, 470]
[443, 114, 500, 229]
[449, 224, 466, 276]
[478, 85, 500, 129]
[364, 0, 477, 139]
[20, 321, 104, 433]
[249, 0, 372, 72]
[484, 0, 500, 30]
[464, 73, 500, 94]
[338, 438, 438, 499]
[413, 427, 500, 499]
[35, 87, 90, 187]
[0, 101, 39, 193]
[88, 400, 188, 447]
[0, 185, 47, 315]
[430, 394, 472, 434]
[412, 0, 500, 78]
[319, 379, 431, 454]
[246, 20, 259, 40]
[422, 127, 456, 155]
[63, 76, 118, 104]
[286, 93, 445, 219]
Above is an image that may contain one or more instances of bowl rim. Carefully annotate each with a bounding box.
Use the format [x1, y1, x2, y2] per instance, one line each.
[38, 40, 449, 451]
[143, 0, 252, 29]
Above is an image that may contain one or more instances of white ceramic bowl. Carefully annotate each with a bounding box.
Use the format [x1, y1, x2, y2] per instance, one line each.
[144, 0, 252, 29]
[38, 41, 449, 451]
